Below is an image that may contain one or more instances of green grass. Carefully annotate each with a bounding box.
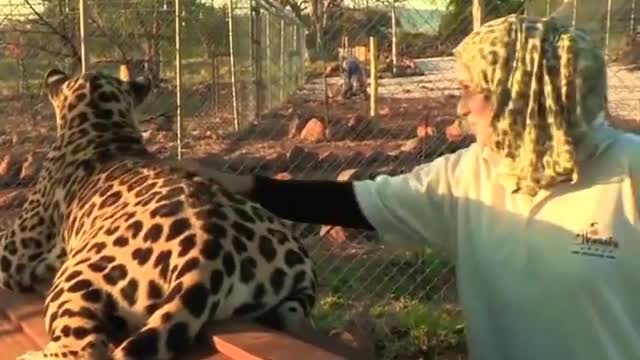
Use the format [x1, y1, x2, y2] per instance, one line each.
[308, 240, 466, 359]
[313, 293, 466, 359]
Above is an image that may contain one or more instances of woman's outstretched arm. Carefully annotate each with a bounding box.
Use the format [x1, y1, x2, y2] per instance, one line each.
[249, 175, 375, 230]
[179, 156, 460, 250]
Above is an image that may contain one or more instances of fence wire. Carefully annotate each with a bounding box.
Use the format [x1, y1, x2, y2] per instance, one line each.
[1, 0, 640, 359]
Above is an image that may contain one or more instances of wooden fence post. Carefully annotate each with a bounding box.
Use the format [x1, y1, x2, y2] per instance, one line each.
[369, 37, 377, 117]
[473, 0, 485, 30]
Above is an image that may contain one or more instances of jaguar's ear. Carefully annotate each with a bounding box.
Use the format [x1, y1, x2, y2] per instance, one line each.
[44, 68, 69, 99]
[127, 76, 151, 107]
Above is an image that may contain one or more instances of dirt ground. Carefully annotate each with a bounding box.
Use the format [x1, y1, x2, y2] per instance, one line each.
[0, 71, 474, 182]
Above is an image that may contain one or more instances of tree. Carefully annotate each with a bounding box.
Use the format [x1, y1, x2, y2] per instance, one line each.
[190, 3, 229, 59]
[4, 37, 27, 93]
[305, 5, 393, 60]
[9, 0, 84, 70]
[438, 0, 525, 45]
[87, 0, 178, 85]
[275, 0, 309, 25]
[309, 0, 344, 53]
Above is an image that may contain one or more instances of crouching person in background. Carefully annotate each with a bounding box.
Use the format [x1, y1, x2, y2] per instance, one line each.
[340, 55, 368, 100]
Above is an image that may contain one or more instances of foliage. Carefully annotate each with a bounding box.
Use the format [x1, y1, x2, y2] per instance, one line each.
[86, 0, 231, 61]
[274, 0, 310, 25]
[438, 0, 525, 45]
[395, 31, 451, 58]
[306, 7, 392, 60]
[0, 0, 246, 85]
[187, 2, 230, 58]
[3, 0, 83, 70]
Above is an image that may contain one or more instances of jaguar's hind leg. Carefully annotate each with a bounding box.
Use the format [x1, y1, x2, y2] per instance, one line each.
[17, 339, 111, 360]
[29, 263, 120, 360]
[254, 283, 317, 333]
[18, 303, 112, 360]
[112, 273, 223, 360]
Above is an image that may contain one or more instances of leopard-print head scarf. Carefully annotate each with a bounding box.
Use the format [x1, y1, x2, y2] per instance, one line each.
[452, 14, 607, 196]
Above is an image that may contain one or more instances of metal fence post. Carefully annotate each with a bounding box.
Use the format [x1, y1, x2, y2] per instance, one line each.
[391, 0, 397, 74]
[210, 0, 219, 120]
[369, 36, 377, 117]
[288, 22, 294, 94]
[175, 0, 183, 159]
[631, 0, 637, 35]
[227, 0, 240, 131]
[79, 0, 88, 72]
[279, 18, 285, 102]
[251, 2, 262, 121]
[605, 0, 613, 61]
[212, 55, 219, 118]
[292, 22, 298, 89]
[250, 0, 259, 121]
[298, 25, 304, 87]
[266, 12, 272, 109]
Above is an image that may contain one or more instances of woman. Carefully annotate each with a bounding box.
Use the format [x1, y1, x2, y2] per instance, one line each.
[185, 15, 640, 360]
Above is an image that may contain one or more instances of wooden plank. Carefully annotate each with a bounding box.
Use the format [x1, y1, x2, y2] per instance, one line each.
[209, 354, 234, 360]
[0, 290, 49, 348]
[209, 321, 357, 360]
[0, 290, 231, 359]
[184, 334, 233, 360]
[0, 290, 362, 360]
[284, 324, 373, 360]
[0, 312, 42, 358]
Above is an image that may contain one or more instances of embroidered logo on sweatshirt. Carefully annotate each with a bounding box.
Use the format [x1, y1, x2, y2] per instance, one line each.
[571, 222, 618, 260]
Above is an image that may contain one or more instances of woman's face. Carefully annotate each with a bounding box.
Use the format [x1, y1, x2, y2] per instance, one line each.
[455, 63, 495, 146]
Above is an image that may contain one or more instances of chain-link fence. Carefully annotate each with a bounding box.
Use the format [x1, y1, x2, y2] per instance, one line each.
[307, 2, 640, 359]
[1, 0, 640, 359]
[0, 0, 304, 144]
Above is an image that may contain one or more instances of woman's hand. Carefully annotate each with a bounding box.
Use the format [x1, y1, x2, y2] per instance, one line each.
[178, 159, 255, 196]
